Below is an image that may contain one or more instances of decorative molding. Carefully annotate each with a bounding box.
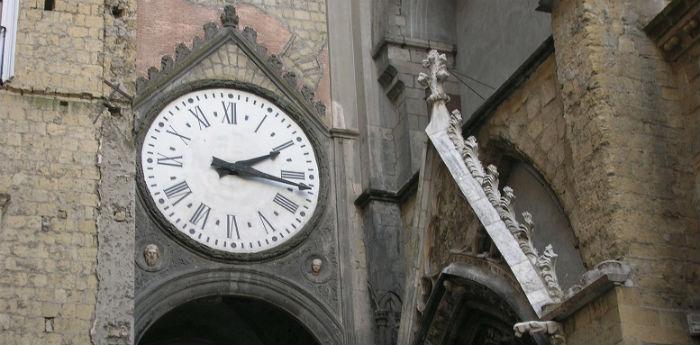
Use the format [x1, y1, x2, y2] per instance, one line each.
[371, 34, 455, 60]
[329, 127, 360, 139]
[417, 50, 450, 105]
[133, 5, 327, 118]
[542, 260, 632, 321]
[448, 109, 564, 302]
[513, 321, 566, 345]
[420, 49, 559, 316]
[354, 172, 419, 208]
[644, 0, 700, 61]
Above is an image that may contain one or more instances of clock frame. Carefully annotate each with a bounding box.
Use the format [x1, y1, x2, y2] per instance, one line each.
[135, 81, 329, 262]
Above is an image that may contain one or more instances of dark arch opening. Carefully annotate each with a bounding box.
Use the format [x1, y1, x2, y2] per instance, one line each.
[138, 296, 321, 345]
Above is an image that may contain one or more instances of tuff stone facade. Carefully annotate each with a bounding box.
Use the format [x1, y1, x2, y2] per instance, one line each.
[1, 0, 699, 345]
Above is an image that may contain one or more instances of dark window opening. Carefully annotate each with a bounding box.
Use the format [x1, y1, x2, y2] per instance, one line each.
[44, 0, 55, 11]
[139, 296, 320, 345]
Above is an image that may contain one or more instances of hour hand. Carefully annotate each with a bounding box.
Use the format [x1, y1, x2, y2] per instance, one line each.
[234, 150, 280, 166]
[211, 157, 237, 177]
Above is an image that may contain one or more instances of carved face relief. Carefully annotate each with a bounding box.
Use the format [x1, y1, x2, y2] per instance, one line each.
[311, 258, 322, 275]
[144, 244, 160, 267]
[302, 255, 330, 283]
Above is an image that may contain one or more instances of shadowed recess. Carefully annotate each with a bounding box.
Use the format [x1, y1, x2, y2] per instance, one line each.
[139, 296, 320, 345]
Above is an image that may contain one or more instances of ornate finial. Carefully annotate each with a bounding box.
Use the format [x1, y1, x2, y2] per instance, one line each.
[417, 50, 450, 104]
[537, 245, 563, 301]
[203, 22, 218, 39]
[175, 43, 191, 62]
[160, 55, 174, 73]
[147, 67, 159, 81]
[301, 85, 315, 102]
[268, 55, 283, 71]
[314, 101, 327, 116]
[220, 5, 240, 28]
[243, 26, 258, 43]
[283, 71, 298, 87]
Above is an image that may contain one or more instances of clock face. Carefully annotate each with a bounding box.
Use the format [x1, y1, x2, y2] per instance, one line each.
[139, 88, 321, 254]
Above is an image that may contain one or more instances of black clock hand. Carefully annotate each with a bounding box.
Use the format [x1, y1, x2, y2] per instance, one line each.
[235, 164, 311, 191]
[234, 150, 280, 166]
[211, 157, 311, 191]
[211, 157, 238, 177]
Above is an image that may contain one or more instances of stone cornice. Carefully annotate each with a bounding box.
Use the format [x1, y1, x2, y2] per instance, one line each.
[371, 35, 455, 60]
[644, 0, 700, 61]
[354, 172, 419, 208]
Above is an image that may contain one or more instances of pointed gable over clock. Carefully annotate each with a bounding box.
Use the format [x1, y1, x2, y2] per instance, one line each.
[133, 5, 328, 132]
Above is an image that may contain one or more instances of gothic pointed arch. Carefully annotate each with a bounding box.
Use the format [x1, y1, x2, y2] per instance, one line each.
[132, 5, 328, 134]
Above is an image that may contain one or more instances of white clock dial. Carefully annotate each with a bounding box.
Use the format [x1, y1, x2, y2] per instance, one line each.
[140, 88, 320, 254]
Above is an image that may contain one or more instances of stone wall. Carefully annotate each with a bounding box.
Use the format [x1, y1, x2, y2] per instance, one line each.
[672, 28, 700, 310]
[0, 0, 137, 344]
[0, 93, 102, 345]
[474, 55, 579, 262]
[136, 0, 331, 122]
[550, 1, 698, 344]
[9, 0, 106, 96]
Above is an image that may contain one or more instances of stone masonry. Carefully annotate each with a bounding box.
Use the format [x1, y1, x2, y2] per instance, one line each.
[0, 0, 137, 344]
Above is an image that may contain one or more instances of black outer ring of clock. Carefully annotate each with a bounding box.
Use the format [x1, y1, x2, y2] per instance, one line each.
[135, 80, 329, 263]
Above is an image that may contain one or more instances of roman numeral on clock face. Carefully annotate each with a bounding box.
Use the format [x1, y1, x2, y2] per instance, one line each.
[188, 105, 211, 130]
[226, 214, 240, 240]
[280, 170, 305, 180]
[189, 203, 211, 230]
[163, 181, 192, 206]
[222, 101, 237, 124]
[157, 153, 183, 167]
[258, 211, 276, 234]
[272, 140, 294, 152]
[166, 125, 191, 145]
[273, 193, 299, 213]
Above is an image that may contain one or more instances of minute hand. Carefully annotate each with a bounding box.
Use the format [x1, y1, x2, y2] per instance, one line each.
[235, 150, 280, 166]
[235, 164, 311, 191]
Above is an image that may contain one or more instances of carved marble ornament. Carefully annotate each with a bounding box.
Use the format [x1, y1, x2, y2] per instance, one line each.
[513, 320, 566, 345]
[144, 244, 160, 267]
[302, 254, 331, 283]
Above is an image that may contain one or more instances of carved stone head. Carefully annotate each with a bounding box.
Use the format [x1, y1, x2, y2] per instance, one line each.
[144, 244, 160, 267]
[311, 258, 323, 275]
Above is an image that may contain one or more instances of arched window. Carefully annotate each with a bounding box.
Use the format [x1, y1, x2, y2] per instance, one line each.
[502, 159, 585, 289]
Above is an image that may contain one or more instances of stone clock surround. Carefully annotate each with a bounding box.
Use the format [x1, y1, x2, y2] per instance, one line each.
[135, 80, 330, 261]
[132, 8, 345, 344]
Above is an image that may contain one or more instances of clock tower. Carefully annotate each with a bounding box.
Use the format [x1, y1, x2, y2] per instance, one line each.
[132, 7, 346, 345]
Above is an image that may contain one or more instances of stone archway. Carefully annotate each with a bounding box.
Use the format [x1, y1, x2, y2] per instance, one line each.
[138, 296, 320, 345]
[413, 263, 545, 345]
[135, 268, 343, 345]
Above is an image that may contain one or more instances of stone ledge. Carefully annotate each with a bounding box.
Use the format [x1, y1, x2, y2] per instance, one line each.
[354, 172, 419, 208]
[371, 35, 456, 60]
[541, 270, 629, 321]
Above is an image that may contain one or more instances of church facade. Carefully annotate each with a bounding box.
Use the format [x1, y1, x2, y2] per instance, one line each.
[0, 0, 698, 345]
